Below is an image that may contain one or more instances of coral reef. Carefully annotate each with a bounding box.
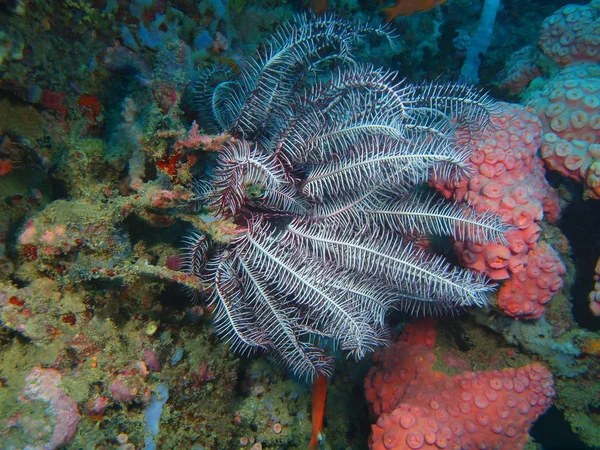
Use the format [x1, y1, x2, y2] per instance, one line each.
[539, 0, 600, 68]
[1, 1, 600, 449]
[590, 256, 600, 316]
[496, 241, 566, 320]
[497, 46, 543, 95]
[497, 0, 600, 100]
[4, 366, 81, 450]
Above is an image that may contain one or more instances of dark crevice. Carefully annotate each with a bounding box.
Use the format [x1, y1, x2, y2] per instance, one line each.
[556, 186, 600, 332]
[531, 406, 591, 450]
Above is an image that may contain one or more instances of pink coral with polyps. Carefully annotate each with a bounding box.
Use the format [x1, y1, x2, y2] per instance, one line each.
[528, 63, 600, 199]
[539, 0, 600, 67]
[365, 322, 554, 450]
[589, 256, 600, 316]
[498, 242, 566, 319]
[432, 102, 564, 318]
[499, 46, 542, 95]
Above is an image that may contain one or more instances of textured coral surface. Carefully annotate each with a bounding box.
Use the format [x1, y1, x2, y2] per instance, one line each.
[433, 102, 565, 318]
[529, 63, 600, 199]
[365, 322, 555, 450]
[498, 46, 542, 95]
[539, 0, 600, 67]
[590, 256, 600, 316]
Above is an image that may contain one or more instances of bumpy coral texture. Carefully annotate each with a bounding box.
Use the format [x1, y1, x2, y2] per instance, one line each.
[497, 241, 566, 319]
[365, 322, 555, 450]
[528, 63, 600, 199]
[539, 0, 600, 67]
[432, 102, 565, 319]
[498, 46, 542, 95]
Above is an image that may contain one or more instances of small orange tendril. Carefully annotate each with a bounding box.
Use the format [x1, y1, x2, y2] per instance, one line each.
[308, 374, 328, 450]
[382, 0, 446, 23]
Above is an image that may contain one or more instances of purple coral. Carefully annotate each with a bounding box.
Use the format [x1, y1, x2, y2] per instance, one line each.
[19, 366, 80, 450]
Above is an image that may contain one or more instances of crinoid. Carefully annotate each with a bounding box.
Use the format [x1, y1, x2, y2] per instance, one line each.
[184, 14, 508, 379]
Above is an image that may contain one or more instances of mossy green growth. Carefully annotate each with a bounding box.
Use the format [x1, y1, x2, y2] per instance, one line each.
[229, 0, 246, 14]
[236, 359, 313, 448]
[56, 138, 122, 197]
[556, 378, 600, 412]
[564, 410, 600, 448]
[245, 183, 265, 201]
[150, 326, 241, 449]
[0, 339, 63, 448]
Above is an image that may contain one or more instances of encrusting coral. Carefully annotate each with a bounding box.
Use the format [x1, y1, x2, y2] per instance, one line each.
[365, 321, 555, 450]
[538, 0, 600, 68]
[528, 63, 600, 199]
[590, 256, 600, 316]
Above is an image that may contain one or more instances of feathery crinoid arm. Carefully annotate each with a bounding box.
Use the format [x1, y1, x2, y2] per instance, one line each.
[299, 129, 471, 223]
[232, 242, 334, 379]
[226, 15, 394, 137]
[204, 252, 270, 355]
[388, 290, 467, 317]
[180, 232, 210, 278]
[301, 133, 467, 202]
[361, 190, 511, 245]
[193, 65, 237, 133]
[209, 140, 299, 217]
[250, 183, 309, 216]
[276, 66, 416, 164]
[285, 218, 494, 309]
[406, 82, 501, 136]
[313, 65, 413, 119]
[240, 218, 382, 367]
[323, 272, 396, 330]
[179, 232, 211, 303]
[307, 180, 388, 223]
[178, 178, 213, 213]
